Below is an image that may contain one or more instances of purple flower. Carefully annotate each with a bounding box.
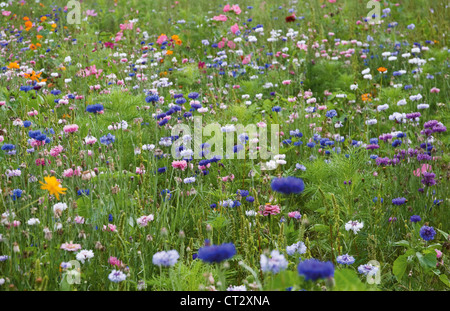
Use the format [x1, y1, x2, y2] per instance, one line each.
[419, 226, 436, 241]
[297, 259, 334, 281]
[410, 215, 421, 223]
[392, 197, 407, 205]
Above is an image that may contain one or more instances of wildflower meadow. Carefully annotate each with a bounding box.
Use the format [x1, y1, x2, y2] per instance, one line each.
[0, 0, 449, 296]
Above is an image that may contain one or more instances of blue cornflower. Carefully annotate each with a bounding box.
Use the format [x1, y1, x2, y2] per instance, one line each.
[158, 167, 167, 173]
[336, 254, 355, 265]
[86, 104, 104, 113]
[272, 106, 281, 112]
[145, 94, 159, 103]
[11, 189, 23, 201]
[100, 133, 115, 145]
[237, 190, 249, 197]
[410, 215, 421, 223]
[326, 109, 337, 118]
[197, 243, 236, 263]
[77, 189, 90, 196]
[297, 259, 334, 281]
[271, 177, 305, 194]
[419, 226, 436, 241]
[23, 121, 32, 128]
[188, 92, 199, 99]
[392, 197, 407, 205]
[1, 144, 15, 151]
[246, 196, 255, 203]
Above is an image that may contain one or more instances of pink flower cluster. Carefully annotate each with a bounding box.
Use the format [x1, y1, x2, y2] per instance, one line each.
[259, 204, 281, 216]
[63, 124, 79, 133]
[172, 160, 188, 171]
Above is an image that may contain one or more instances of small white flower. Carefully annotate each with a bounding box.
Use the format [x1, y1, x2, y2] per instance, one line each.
[27, 218, 40, 226]
[76, 249, 94, 263]
[108, 270, 127, 282]
[345, 220, 364, 234]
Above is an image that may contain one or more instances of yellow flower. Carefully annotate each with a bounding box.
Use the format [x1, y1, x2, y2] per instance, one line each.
[40, 176, 67, 200]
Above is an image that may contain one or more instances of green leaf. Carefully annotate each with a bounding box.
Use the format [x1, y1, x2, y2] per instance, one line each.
[439, 275, 450, 288]
[393, 240, 410, 248]
[436, 229, 449, 240]
[76, 197, 91, 219]
[333, 269, 369, 291]
[308, 224, 329, 233]
[416, 252, 437, 269]
[128, 216, 135, 228]
[393, 254, 408, 280]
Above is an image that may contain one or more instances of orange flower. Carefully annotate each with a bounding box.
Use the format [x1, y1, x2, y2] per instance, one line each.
[36, 35, 43, 40]
[361, 93, 372, 102]
[40, 16, 47, 22]
[29, 44, 37, 50]
[171, 35, 182, 45]
[51, 23, 57, 28]
[23, 16, 30, 21]
[166, 50, 173, 55]
[377, 67, 387, 73]
[24, 70, 43, 82]
[7, 62, 20, 70]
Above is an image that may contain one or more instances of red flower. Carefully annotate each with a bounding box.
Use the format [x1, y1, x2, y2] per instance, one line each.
[285, 15, 296, 22]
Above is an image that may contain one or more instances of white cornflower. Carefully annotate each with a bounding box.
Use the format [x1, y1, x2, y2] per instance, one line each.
[345, 220, 364, 234]
[76, 249, 94, 263]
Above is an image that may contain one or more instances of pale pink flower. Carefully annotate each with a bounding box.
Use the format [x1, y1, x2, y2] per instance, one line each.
[430, 87, 440, 93]
[231, 4, 241, 14]
[213, 14, 228, 22]
[63, 124, 79, 133]
[103, 224, 117, 232]
[172, 160, 188, 171]
[259, 204, 281, 216]
[61, 242, 82, 252]
[85, 9, 97, 16]
[242, 55, 251, 65]
[137, 214, 154, 227]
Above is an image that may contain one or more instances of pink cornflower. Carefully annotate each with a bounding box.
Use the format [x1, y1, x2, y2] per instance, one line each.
[86, 9, 97, 16]
[63, 124, 79, 133]
[103, 224, 117, 232]
[50, 145, 64, 157]
[109, 256, 124, 267]
[288, 211, 302, 219]
[213, 15, 228, 22]
[74, 216, 85, 224]
[61, 242, 82, 252]
[259, 204, 281, 216]
[230, 23, 240, 34]
[137, 214, 154, 227]
[172, 160, 188, 171]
